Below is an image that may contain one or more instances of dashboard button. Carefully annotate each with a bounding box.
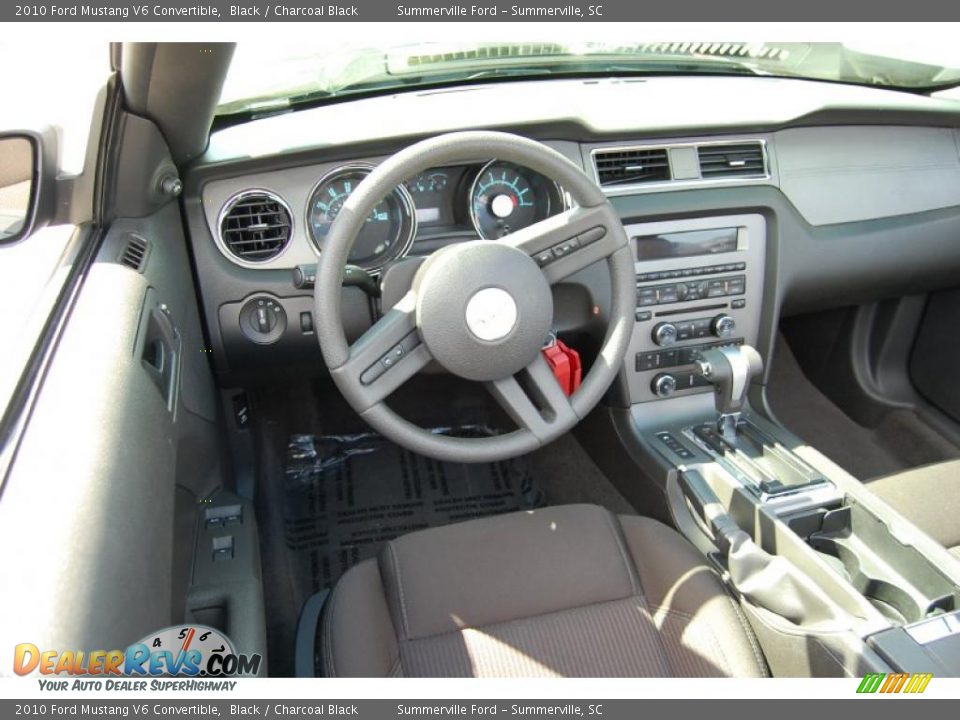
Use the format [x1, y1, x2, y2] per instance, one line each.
[707, 280, 726, 298]
[657, 285, 679, 304]
[637, 290, 658, 306]
[636, 352, 660, 371]
[660, 349, 679, 367]
[727, 276, 746, 295]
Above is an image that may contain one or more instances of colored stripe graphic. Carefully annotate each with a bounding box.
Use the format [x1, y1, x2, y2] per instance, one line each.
[856, 672, 932, 694]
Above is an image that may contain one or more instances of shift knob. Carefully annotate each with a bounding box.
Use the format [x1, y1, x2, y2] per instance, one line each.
[693, 345, 763, 436]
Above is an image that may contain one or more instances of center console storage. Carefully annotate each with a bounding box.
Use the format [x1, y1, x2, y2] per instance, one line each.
[786, 500, 958, 625]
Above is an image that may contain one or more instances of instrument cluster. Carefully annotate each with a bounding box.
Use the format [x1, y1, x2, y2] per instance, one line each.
[305, 161, 567, 272]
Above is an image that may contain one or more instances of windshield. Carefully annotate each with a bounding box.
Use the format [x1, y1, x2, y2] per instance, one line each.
[218, 41, 960, 117]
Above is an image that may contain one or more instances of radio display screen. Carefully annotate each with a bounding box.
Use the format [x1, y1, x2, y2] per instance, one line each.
[635, 227, 739, 260]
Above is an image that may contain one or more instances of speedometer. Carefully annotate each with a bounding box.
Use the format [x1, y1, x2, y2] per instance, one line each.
[307, 164, 416, 272]
[469, 161, 565, 240]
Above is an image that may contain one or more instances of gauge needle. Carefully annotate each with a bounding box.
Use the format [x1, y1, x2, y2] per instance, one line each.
[168, 627, 196, 676]
[180, 627, 196, 653]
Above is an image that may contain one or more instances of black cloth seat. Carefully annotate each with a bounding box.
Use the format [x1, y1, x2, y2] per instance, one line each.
[319, 504, 767, 677]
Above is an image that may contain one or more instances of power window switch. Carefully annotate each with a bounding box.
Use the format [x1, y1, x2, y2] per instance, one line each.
[212, 535, 234, 562]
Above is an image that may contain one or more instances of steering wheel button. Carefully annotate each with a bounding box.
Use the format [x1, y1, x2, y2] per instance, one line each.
[360, 361, 388, 385]
[534, 249, 555, 266]
[578, 226, 606, 246]
[400, 332, 421, 352]
[552, 240, 575, 259]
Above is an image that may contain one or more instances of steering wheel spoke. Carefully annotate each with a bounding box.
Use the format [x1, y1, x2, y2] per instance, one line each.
[501, 204, 626, 284]
[487, 354, 578, 442]
[332, 291, 432, 408]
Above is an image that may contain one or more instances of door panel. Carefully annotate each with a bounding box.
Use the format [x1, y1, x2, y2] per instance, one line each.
[0, 200, 266, 669]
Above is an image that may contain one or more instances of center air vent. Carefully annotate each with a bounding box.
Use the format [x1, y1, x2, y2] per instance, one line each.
[594, 148, 671, 187]
[697, 142, 766, 179]
[219, 191, 292, 263]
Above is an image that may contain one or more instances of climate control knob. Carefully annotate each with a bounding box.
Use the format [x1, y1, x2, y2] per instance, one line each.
[711, 314, 736, 339]
[651, 373, 677, 398]
[652, 322, 678, 347]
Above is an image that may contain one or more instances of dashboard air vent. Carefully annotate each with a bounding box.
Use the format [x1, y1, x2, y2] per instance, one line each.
[697, 142, 766, 179]
[594, 148, 670, 187]
[219, 191, 292, 263]
[119, 235, 148, 272]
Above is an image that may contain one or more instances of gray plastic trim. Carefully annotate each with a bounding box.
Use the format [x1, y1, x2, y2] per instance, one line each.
[775, 126, 960, 225]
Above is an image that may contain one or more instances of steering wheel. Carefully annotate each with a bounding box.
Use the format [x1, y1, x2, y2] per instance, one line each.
[314, 131, 635, 463]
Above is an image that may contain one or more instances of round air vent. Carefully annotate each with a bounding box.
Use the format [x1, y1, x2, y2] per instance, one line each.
[218, 190, 292, 263]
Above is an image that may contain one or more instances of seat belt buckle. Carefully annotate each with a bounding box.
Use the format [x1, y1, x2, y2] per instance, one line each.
[542, 335, 582, 396]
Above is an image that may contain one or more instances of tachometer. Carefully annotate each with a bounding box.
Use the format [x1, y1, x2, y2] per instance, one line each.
[307, 164, 416, 272]
[469, 161, 565, 240]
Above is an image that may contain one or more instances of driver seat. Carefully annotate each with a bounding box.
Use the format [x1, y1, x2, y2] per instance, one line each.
[319, 504, 767, 677]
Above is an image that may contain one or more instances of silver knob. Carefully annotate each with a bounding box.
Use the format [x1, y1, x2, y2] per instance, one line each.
[711, 314, 736, 339]
[651, 373, 677, 398]
[652, 322, 678, 347]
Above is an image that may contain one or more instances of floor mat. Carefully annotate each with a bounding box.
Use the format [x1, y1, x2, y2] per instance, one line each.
[281, 428, 544, 596]
[768, 336, 960, 481]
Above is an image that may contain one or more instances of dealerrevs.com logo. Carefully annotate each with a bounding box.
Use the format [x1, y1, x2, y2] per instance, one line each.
[14, 625, 262, 680]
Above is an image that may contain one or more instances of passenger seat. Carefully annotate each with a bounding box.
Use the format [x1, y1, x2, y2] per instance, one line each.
[869, 460, 960, 559]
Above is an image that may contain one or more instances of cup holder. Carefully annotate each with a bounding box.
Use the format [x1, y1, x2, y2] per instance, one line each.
[790, 502, 959, 626]
[808, 536, 924, 624]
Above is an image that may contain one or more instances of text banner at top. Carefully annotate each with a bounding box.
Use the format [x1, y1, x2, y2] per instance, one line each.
[5, 0, 960, 21]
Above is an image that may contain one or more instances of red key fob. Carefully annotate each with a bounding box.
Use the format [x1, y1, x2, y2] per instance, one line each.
[542, 339, 582, 396]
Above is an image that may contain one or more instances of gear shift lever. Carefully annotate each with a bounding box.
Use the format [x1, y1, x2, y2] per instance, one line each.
[693, 345, 763, 438]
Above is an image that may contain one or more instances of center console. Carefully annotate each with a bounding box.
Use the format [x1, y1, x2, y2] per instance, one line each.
[625, 336, 960, 677]
[624, 214, 766, 403]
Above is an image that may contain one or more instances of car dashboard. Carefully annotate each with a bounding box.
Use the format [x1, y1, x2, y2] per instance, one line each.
[183, 75, 960, 397]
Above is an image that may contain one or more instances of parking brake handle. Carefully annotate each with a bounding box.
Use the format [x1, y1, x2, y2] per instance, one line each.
[679, 469, 847, 628]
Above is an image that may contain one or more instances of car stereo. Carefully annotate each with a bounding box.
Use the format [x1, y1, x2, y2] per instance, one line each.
[623, 214, 766, 403]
